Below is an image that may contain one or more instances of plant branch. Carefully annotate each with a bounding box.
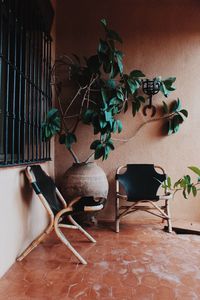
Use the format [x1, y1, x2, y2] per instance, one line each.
[84, 151, 95, 163]
[68, 147, 80, 163]
[113, 113, 175, 143]
[64, 86, 84, 116]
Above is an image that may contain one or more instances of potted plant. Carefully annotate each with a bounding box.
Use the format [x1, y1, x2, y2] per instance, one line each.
[42, 19, 188, 202]
[163, 166, 200, 199]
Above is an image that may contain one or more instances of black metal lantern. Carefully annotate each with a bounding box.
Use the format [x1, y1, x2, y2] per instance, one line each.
[142, 79, 161, 117]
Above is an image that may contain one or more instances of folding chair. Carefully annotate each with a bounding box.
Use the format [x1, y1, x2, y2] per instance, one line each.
[17, 165, 106, 265]
[115, 164, 173, 233]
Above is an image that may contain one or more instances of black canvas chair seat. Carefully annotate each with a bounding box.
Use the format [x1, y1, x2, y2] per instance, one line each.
[115, 164, 172, 233]
[17, 165, 106, 265]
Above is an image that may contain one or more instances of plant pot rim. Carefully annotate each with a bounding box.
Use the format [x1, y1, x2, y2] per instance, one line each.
[72, 162, 95, 166]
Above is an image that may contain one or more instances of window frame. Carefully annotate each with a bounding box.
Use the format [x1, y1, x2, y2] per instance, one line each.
[0, 0, 54, 167]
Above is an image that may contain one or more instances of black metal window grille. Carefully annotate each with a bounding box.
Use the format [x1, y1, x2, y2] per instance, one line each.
[0, 0, 53, 167]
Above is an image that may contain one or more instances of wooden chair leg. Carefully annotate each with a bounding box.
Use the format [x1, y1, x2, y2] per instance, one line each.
[17, 231, 50, 261]
[54, 220, 87, 265]
[54, 208, 87, 265]
[166, 200, 172, 233]
[115, 196, 120, 233]
[67, 215, 96, 243]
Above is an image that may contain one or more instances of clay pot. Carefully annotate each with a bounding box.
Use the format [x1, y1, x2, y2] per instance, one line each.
[61, 162, 109, 201]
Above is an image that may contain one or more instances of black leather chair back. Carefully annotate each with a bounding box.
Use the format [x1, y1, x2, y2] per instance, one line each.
[116, 164, 166, 201]
[30, 165, 63, 215]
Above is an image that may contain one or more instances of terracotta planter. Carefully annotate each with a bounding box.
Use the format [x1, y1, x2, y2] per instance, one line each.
[61, 162, 109, 201]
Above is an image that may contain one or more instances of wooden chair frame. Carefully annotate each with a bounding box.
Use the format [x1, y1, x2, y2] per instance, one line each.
[115, 165, 173, 233]
[17, 166, 104, 265]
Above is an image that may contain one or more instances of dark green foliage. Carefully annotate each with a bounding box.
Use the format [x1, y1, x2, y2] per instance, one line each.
[162, 98, 188, 135]
[42, 108, 61, 141]
[159, 77, 176, 97]
[59, 133, 77, 149]
[43, 19, 188, 162]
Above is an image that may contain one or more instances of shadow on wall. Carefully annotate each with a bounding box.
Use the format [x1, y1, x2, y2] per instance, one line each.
[18, 170, 34, 241]
[20, 170, 33, 207]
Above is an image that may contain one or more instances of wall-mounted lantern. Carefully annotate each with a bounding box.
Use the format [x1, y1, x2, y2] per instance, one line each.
[142, 79, 161, 117]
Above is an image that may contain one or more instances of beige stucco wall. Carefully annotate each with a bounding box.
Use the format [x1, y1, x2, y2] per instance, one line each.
[55, 0, 200, 222]
[0, 162, 54, 278]
[0, 1, 56, 278]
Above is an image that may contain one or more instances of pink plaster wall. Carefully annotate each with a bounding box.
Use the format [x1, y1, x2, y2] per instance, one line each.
[55, 0, 200, 222]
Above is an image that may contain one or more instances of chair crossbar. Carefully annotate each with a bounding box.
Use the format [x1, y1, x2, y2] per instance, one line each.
[58, 224, 78, 229]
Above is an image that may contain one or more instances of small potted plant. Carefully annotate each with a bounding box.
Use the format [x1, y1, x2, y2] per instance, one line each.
[163, 166, 200, 199]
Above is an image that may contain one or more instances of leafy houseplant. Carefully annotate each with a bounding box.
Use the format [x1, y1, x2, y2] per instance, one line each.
[163, 166, 200, 199]
[42, 19, 188, 163]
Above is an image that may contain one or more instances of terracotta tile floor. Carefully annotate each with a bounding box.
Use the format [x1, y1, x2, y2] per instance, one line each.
[1, 221, 200, 300]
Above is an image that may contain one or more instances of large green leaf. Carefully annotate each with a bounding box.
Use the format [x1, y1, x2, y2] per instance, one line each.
[175, 114, 184, 124]
[172, 99, 181, 112]
[106, 139, 115, 150]
[131, 101, 137, 117]
[116, 119, 123, 133]
[101, 88, 108, 104]
[94, 144, 104, 160]
[167, 177, 171, 189]
[162, 101, 169, 114]
[137, 96, 146, 103]
[42, 108, 61, 141]
[106, 79, 116, 89]
[160, 82, 168, 97]
[109, 97, 118, 106]
[163, 77, 176, 87]
[124, 101, 128, 113]
[82, 109, 94, 124]
[90, 140, 101, 150]
[98, 39, 109, 55]
[47, 108, 59, 119]
[109, 62, 120, 79]
[160, 77, 176, 97]
[115, 51, 123, 74]
[188, 166, 200, 177]
[130, 70, 145, 78]
[59, 134, 66, 144]
[65, 133, 77, 149]
[116, 88, 124, 100]
[99, 119, 107, 129]
[179, 109, 188, 118]
[167, 120, 173, 135]
[192, 186, 197, 197]
[127, 79, 138, 94]
[104, 111, 113, 122]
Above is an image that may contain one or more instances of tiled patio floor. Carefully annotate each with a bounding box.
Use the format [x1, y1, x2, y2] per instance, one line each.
[1, 221, 200, 300]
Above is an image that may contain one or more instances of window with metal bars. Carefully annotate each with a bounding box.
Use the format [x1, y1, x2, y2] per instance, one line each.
[0, 0, 54, 166]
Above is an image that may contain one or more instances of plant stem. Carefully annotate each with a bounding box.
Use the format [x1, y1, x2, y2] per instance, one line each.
[69, 147, 80, 163]
[84, 151, 95, 163]
[64, 87, 84, 116]
[113, 113, 175, 143]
